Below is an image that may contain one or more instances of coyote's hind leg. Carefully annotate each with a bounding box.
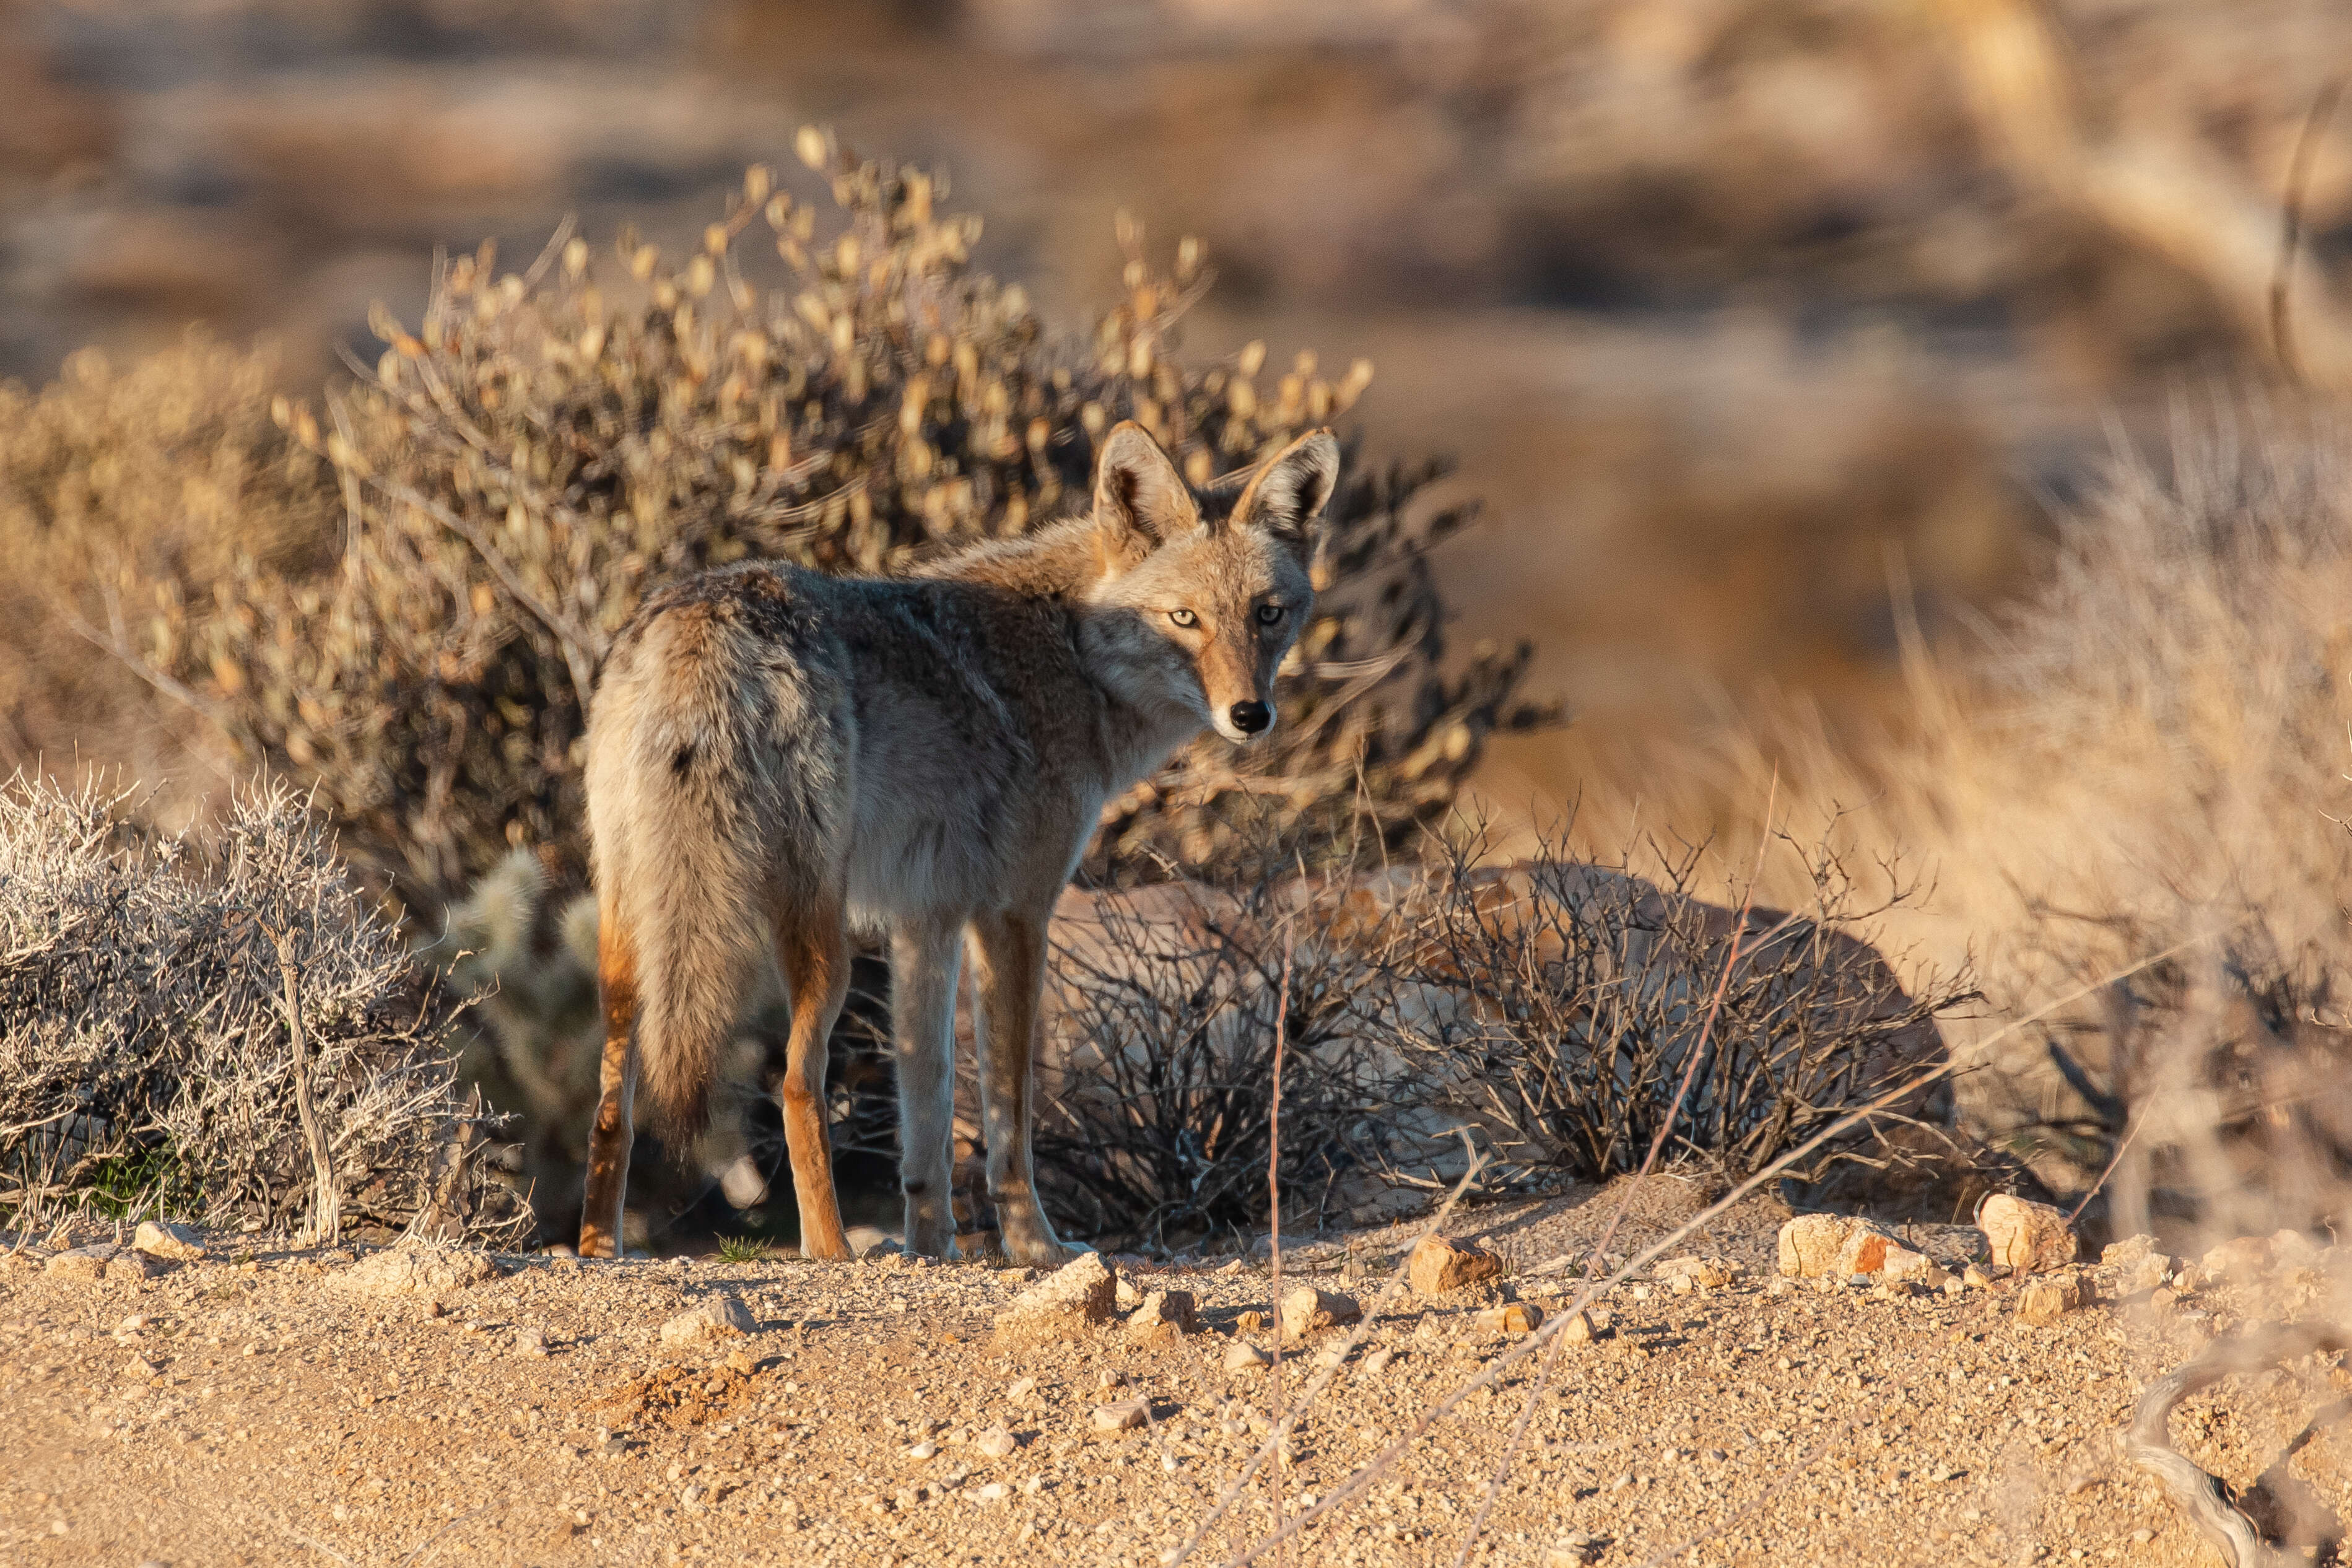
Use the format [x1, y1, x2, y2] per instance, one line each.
[578, 906, 638, 1260]
[773, 897, 853, 1262]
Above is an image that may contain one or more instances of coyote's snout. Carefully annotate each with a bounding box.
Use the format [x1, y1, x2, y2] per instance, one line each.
[578, 422, 1340, 1264]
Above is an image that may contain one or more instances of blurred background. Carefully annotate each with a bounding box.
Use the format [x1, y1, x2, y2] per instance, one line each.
[6, 0, 2347, 806]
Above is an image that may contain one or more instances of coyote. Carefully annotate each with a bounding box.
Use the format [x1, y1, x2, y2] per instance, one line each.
[578, 422, 1341, 1263]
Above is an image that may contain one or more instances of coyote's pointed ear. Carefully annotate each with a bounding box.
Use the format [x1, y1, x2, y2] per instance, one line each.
[1235, 430, 1340, 548]
[1092, 421, 1198, 554]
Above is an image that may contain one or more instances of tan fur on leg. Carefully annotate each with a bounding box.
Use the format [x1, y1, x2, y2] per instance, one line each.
[775, 907, 853, 1262]
[578, 910, 637, 1260]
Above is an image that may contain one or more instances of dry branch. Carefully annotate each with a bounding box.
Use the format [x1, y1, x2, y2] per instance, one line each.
[2127, 1322, 2352, 1568]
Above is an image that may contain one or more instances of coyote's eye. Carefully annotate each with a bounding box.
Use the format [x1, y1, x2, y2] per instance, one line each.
[1169, 609, 1198, 628]
[1255, 604, 1285, 625]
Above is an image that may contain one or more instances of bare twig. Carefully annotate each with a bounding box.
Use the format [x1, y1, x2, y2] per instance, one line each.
[2127, 1323, 2352, 1568]
[1167, 1135, 1488, 1568]
[265, 924, 341, 1247]
[1264, 923, 1295, 1568]
[1448, 773, 1779, 1568]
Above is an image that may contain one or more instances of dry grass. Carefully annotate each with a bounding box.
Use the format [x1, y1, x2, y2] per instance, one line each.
[0, 773, 525, 1243]
[1562, 397, 2352, 1251]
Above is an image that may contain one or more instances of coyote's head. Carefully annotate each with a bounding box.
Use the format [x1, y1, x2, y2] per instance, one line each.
[1081, 422, 1341, 743]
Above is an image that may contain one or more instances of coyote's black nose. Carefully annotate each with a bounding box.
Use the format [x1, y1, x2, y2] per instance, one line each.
[1229, 701, 1271, 735]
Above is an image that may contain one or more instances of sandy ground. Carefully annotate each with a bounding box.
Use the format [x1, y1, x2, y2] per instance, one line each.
[2, 1183, 2345, 1568]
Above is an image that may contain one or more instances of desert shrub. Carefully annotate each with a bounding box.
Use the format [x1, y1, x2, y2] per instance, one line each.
[0, 774, 525, 1242]
[1002, 817, 1978, 1249]
[99, 134, 1550, 905]
[1024, 877, 1414, 1250]
[1356, 827, 1975, 1196]
[1571, 402, 2352, 1242]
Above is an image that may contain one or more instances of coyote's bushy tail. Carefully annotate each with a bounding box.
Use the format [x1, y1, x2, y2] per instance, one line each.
[585, 603, 837, 1149]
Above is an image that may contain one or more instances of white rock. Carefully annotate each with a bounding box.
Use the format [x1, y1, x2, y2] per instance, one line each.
[993, 1252, 1118, 1339]
[660, 1296, 759, 1347]
[339, 1242, 497, 1298]
[133, 1221, 206, 1262]
[1223, 1340, 1273, 1373]
[975, 1427, 1018, 1460]
[1091, 1399, 1148, 1432]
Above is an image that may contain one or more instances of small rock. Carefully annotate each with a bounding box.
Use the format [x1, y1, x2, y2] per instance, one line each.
[906, 1440, 939, 1460]
[660, 1296, 758, 1347]
[1962, 1265, 1992, 1290]
[1879, 1245, 1934, 1283]
[1279, 1286, 1362, 1339]
[120, 1356, 161, 1382]
[1215, 1258, 1246, 1276]
[513, 1325, 549, 1358]
[1126, 1289, 1199, 1343]
[105, 1250, 162, 1282]
[2118, 1252, 2171, 1296]
[1832, 1223, 1905, 1278]
[1006, 1376, 1038, 1403]
[1654, 1256, 1732, 1290]
[43, 1245, 115, 1282]
[2016, 1271, 2089, 1326]
[974, 1427, 1018, 1460]
[1544, 1528, 1607, 1566]
[1091, 1399, 1148, 1432]
[340, 1242, 498, 1298]
[2200, 1236, 2273, 1285]
[1223, 1340, 1273, 1373]
[1114, 1276, 1145, 1312]
[1409, 1235, 1504, 1296]
[725, 1348, 756, 1375]
[1474, 1301, 1543, 1336]
[2101, 1234, 2158, 1269]
[976, 1481, 1011, 1502]
[1235, 1310, 1268, 1333]
[993, 1252, 1118, 1341]
[1978, 1195, 2079, 1276]
[1359, 1346, 1395, 1375]
[132, 1221, 206, 1262]
[1776, 1214, 1852, 1279]
[1559, 1310, 1601, 1344]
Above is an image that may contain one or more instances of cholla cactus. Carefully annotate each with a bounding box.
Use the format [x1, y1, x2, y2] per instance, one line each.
[121, 134, 1549, 903]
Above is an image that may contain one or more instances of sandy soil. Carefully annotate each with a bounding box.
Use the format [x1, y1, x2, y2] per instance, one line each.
[2, 1184, 2345, 1568]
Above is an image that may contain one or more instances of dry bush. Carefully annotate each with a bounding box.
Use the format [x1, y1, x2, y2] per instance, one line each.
[81, 136, 1546, 906]
[1024, 876, 1414, 1252]
[0, 334, 334, 807]
[1568, 401, 2352, 1245]
[1356, 826, 1977, 1204]
[0, 773, 523, 1242]
[1004, 816, 1978, 1251]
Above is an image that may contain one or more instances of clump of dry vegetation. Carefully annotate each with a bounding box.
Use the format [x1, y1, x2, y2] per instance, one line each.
[1002, 817, 1979, 1252]
[12, 134, 1548, 909]
[0, 773, 523, 1242]
[1575, 403, 2352, 1248]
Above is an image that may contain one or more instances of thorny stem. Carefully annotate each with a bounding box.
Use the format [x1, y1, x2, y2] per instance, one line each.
[1214, 930, 2219, 1568]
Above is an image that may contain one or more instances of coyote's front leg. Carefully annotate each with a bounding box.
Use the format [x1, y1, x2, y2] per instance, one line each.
[968, 909, 1074, 1269]
[891, 917, 964, 1259]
